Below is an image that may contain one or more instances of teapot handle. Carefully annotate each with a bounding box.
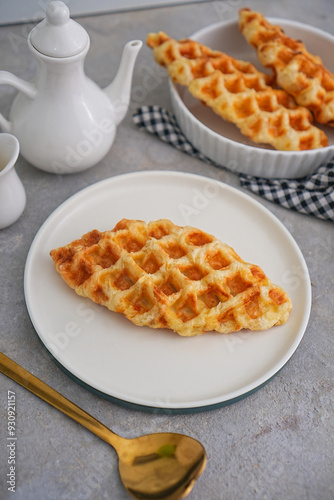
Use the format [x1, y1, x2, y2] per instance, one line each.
[0, 71, 36, 132]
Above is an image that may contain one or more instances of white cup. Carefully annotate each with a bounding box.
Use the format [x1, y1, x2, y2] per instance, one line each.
[0, 133, 26, 229]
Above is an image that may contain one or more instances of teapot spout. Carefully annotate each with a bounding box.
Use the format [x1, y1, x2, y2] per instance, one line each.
[104, 40, 142, 126]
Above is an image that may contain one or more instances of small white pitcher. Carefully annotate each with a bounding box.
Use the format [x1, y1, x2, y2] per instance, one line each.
[0, 134, 26, 229]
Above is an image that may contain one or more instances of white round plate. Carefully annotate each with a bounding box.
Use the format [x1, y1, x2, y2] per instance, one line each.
[24, 171, 311, 412]
[170, 18, 334, 178]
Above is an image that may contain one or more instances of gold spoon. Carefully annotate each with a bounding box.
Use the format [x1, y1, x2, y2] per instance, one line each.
[0, 352, 206, 499]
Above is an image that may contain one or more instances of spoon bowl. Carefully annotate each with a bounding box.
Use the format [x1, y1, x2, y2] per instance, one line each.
[0, 352, 206, 499]
[118, 433, 206, 499]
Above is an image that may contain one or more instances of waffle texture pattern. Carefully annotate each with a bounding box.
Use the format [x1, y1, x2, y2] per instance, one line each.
[50, 219, 292, 336]
[239, 8, 334, 126]
[147, 31, 328, 150]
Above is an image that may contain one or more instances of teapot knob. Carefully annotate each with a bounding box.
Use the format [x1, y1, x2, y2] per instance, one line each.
[46, 1, 70, 26]
[29, 0, 89, 57]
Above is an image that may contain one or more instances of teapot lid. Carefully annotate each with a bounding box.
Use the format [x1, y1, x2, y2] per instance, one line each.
[30, 1, 89, 57]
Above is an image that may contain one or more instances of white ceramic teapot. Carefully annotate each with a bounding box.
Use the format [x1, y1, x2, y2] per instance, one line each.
[0, 1, 142, 174]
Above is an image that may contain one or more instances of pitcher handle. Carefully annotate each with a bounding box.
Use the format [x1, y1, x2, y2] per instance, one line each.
[0, 71, 36, 132]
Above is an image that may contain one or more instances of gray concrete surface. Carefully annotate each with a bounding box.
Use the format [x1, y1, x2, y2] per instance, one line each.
[0, 1, 333, 499]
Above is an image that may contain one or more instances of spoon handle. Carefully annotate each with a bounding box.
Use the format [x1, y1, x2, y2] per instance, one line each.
[0, 352, 124, 450]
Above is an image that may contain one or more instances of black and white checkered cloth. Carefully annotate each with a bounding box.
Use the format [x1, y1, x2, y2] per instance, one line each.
[133, 105, 334, 222]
